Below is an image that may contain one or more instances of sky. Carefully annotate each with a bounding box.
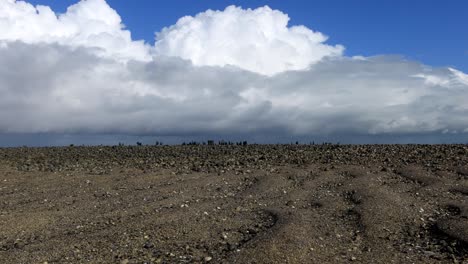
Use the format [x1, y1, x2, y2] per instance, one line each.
[0, 0, 467, 145]
[26, 0, 468, 72]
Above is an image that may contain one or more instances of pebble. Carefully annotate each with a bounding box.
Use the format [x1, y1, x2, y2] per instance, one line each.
[423, 250, 436, 257]
[204, 256, 213, 262]
[143, 241, 154, 249]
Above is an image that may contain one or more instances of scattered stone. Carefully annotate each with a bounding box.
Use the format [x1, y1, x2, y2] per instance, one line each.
[1, 145, 468, 263]
[143, 241, 154, 249]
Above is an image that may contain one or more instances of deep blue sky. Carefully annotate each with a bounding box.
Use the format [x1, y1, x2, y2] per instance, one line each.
[27, 0, 468, 72]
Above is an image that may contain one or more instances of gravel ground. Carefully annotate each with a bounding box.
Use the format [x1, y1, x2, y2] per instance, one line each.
[0, 144, 467, 263]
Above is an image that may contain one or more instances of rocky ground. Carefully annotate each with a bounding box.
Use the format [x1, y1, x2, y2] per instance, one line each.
[0, 144, 467, 263]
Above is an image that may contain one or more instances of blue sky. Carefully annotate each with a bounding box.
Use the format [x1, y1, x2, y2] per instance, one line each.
[28, 0, 468, 72]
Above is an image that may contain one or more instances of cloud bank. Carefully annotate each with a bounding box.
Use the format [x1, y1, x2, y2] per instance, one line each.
[0, 0, 467, 139]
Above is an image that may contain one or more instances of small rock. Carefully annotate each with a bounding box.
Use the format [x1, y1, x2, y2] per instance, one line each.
[13, 239, 25, 249]
[121, 259, 129, 264]
[204, 256, 213, 262]
[143, 241, 154, 249]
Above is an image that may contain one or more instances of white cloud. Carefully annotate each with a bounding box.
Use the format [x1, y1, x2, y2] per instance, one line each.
[0, 0, 150, 61]
[0, 0, 467, 138]
[449, 67, 468, 86]
[154, 5, 344, 76]
[413, 67, 468, 88]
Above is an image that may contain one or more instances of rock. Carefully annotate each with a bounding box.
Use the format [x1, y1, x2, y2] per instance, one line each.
[143, 241, 154, 249]
[13, 239, 25, 249]
[204, 256, 213, 262]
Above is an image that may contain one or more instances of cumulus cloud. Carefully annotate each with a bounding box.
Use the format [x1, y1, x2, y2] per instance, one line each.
[154, 5, 344, 75]
[0, 0, 150, 60]
[0, 0, 467, 139]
